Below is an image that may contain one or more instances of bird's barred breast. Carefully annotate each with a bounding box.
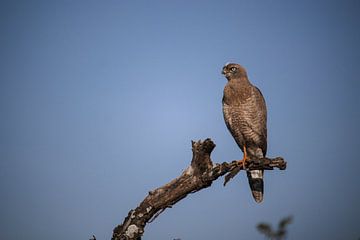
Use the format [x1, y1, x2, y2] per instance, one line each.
[223, 96, 263, 146]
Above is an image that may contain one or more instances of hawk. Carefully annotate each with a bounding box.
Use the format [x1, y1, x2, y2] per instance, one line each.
[222, 63, 267, 203]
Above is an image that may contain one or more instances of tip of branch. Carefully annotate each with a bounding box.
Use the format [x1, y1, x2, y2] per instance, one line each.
[273, 157, 287, 170]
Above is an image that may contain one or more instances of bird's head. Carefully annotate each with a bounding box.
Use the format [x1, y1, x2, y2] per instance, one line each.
[222, 63, 247, 81]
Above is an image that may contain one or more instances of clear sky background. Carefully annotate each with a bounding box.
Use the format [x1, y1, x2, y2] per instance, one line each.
[1, 1, 360, 239]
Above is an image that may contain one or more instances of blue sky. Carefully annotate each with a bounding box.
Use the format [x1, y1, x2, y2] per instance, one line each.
[1, 0, 359, 239]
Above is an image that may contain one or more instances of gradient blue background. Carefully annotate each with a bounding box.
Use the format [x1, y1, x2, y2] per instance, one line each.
[1, 1, 360, 239]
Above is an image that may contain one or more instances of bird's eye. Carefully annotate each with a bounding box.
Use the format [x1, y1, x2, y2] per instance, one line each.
[231, 67, 237, 72]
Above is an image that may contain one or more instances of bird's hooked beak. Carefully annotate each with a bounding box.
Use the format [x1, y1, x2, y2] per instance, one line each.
[222, 68, 230, 79]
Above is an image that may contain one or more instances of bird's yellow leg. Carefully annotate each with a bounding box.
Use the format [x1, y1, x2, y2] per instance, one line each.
[238, 145, 248, 169]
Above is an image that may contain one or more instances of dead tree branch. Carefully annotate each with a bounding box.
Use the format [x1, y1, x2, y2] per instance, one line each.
[112, 138, 286, 240]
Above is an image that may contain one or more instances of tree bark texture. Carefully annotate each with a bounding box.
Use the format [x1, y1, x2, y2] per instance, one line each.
[111, 138, 286, 240]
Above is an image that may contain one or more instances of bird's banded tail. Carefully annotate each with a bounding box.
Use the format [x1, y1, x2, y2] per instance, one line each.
[247, 169, 264, 203]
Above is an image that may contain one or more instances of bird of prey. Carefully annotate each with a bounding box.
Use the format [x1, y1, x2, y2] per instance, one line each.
[222, 63, 267, 203]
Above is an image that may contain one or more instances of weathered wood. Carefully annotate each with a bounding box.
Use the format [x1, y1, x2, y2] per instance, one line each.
[111, 138, 286, 240]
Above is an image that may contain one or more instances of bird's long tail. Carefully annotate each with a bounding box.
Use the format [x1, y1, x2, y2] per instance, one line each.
[246, 169, 264, 203]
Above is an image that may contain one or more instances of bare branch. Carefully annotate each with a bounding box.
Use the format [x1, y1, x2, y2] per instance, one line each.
[111, 138, 286, 240]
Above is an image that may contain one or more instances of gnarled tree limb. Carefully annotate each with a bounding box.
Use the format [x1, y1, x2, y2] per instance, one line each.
[111, 138, 286, 240]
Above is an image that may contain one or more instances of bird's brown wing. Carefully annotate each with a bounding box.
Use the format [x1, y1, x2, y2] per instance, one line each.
[253, 86, 267, 156]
